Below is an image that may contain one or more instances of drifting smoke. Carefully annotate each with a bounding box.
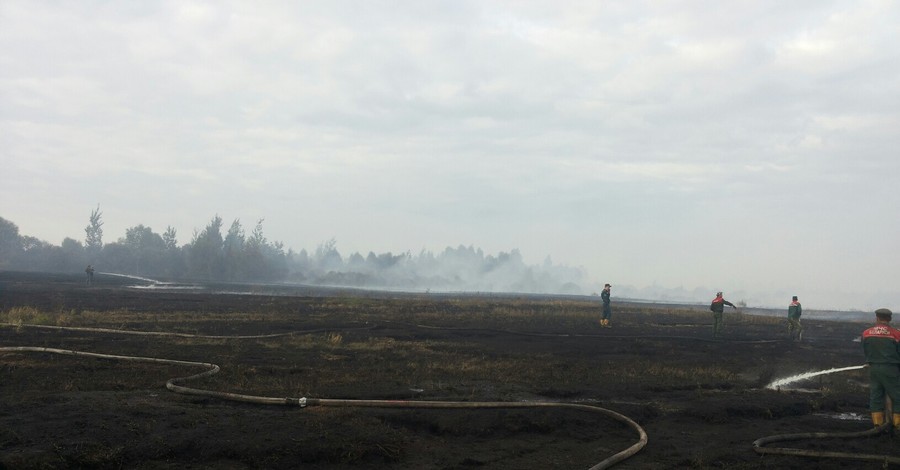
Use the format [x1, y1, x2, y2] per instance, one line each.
[0, 215, 592, 295]
[292, 244, 591, 295]
[8, 213, 885, 306]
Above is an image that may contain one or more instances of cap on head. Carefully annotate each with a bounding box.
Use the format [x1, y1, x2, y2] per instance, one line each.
[792, 295, 798, 301]
[716, 291, 723, 296]
[604, 283, 611, 288]
[876, 308, 893, 320]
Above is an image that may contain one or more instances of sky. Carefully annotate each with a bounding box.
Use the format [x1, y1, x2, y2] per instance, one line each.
[2, 1, 899, 310]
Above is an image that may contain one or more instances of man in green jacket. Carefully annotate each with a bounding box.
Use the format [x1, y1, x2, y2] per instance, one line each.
[861, 308, 900, 430]
[787, 296, 802, 341]
[709, 292, 737, 337]
[600, 284, 612, 328]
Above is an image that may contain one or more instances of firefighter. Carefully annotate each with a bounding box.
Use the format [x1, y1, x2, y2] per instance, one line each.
[861, 308, 900, 430]
[85, 265, 95, 285]
[787, 295, 803, 341]
[709, 291, 737, 337]
[600, 284, 612, 328]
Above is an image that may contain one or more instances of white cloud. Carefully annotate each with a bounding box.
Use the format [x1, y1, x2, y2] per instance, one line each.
[2, 0, 900, 307]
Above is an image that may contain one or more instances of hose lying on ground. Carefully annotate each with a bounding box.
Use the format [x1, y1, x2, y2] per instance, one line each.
[0, 344, 647, 470]
[0, 322, 373, 339]
[755, 364, 899, 464]
[382, 320, 783, 344]
[753, 423, 900, 465]
[0, 320, 785, 344]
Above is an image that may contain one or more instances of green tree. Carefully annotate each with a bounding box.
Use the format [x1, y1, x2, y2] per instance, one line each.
[243, 219, 287, 280]
[314, 238, 342, 272]
[187, 215, 224, 280]
[162, 226, 183, 278]
[241, 219, 265, 280]
[84, 205, 103, 259]
[222, 219, 245, 281]
[162, 226, 178, 250]
[121, 225, 166, 276]
[0, 216, 23, 268]
[58, 237, 87, 272]
[18, 236, 53, 271]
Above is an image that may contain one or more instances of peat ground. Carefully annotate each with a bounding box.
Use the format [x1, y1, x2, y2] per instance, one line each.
[0, 271, 895, 469]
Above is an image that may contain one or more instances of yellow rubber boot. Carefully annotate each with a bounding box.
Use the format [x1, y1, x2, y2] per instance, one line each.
[892, 413, 900, 431]
[873, 411, 885, 427]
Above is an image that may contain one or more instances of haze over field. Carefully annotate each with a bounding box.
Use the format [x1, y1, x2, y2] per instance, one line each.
[2, 1, 899, 310]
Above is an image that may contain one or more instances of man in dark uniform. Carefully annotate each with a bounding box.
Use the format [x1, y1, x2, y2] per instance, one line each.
[709, 291, 737, 337]
[600, 284, 612, 328]
[787, 295, 803, 341]
[861, 308, 900, 430]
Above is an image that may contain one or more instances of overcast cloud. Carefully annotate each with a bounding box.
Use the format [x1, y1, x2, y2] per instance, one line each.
[2, 1, 899, 310]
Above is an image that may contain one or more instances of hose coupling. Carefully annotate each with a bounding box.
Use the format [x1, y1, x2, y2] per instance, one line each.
[285, 397, 308, 407]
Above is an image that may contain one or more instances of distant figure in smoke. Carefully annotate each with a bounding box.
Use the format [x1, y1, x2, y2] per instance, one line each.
[787, 295, 803, 341]
[85, 265, 95, 285]
[709, 291, 737, 337]
[861, 308, 900, 430]
[600, 284, 612, 328]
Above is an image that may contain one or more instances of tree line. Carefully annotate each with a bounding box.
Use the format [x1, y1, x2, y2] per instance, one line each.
[0, 208, 588, 294]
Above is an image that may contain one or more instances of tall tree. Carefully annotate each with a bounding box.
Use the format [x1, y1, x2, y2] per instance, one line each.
[58, 237, 87, 272]
[162, 226, 178, 250]
[18, 236, 53, 271]
[0, 217, 23, 268]
[222, 219, 245, 281]
[314, 238, 342, 272]
[121, 225, 166, 276]
[245, 219, 287, 280]
[161, 225, 183, 279]
[84, 205, 103, 260]
[187, 215, 224, 280]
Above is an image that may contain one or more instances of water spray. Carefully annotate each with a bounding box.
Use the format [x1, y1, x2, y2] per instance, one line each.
[753, 363, 900, 464]
[766, 365, 866, 390]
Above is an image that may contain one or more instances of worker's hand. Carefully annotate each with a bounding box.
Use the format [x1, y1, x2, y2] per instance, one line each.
[732, 305, 737, 310]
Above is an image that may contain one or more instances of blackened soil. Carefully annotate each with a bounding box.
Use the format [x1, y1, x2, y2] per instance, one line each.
[0, 271, 894, 469]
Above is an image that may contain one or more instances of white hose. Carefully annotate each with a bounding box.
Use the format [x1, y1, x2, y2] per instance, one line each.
[0, 322, 356, 339]
[0, 325, 647, 469]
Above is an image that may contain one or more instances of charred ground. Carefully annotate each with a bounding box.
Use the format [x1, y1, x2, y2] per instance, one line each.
[0, 271, 895, 469]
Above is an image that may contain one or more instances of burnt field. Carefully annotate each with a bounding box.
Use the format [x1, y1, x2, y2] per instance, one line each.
[0, 271, 896, 469]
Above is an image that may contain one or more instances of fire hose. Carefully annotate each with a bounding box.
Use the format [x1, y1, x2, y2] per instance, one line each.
[752, 423, 899, 464]
[383, 320, 783, 343]
[7, 321, 892, 465]
[0, 324, 647, 469]
[755, 364, 900, 465]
